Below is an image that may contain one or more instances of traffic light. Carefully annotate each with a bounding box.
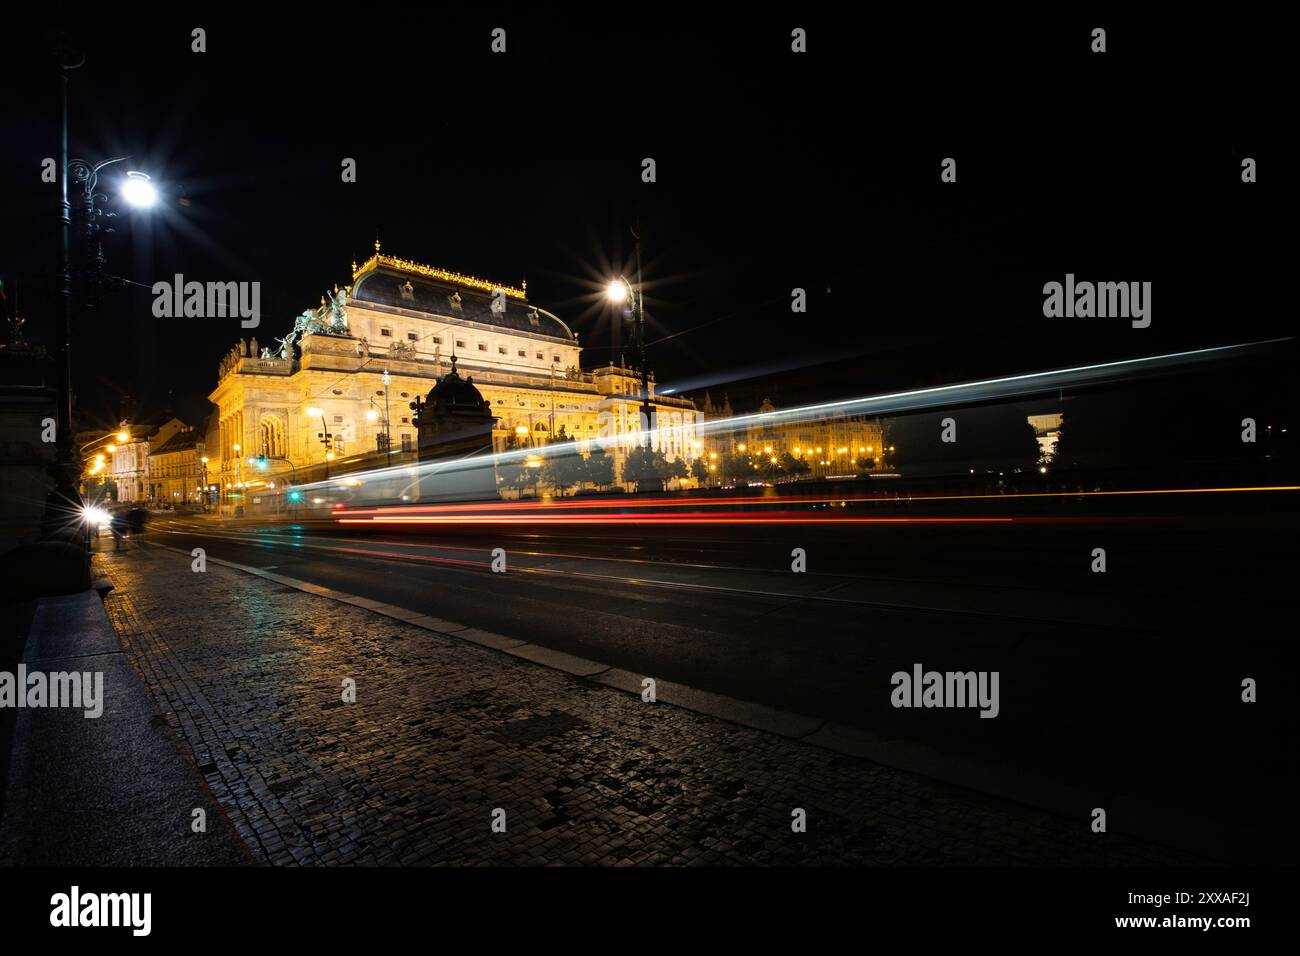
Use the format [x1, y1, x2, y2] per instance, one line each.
[288, 490, 302, 502]
[257, 454, 268, 470]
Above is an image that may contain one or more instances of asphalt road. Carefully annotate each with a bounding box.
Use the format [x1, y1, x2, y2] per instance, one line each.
[135, 506, 1298, 859]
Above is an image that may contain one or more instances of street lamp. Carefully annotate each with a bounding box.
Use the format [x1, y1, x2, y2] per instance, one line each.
[120, 171, 157, 208]
[231, 443, 244, 512]
[79, 427, 127, 455]
[605, 225, 655, 459]
[382, 369, 393, 466]
[307, 407, 332, 479]
[43, 38, 163, 537]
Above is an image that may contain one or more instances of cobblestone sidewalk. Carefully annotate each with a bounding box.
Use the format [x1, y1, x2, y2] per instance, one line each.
[94, 546, 1197, 865]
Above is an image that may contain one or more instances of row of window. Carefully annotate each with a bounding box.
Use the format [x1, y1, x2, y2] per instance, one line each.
[376, 327, 564, 364]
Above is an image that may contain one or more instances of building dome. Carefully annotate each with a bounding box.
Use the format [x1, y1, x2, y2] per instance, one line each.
[351, 256, 575, 340]
[423, 356, 490, 415]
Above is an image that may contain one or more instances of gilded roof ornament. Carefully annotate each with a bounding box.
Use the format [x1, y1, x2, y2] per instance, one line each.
[352, 252, 527, 300]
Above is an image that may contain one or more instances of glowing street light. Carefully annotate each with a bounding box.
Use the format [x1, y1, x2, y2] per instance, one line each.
[605, 279, 629, 304]
[605, 224, 655, 465]
[120, 170, 157, 208]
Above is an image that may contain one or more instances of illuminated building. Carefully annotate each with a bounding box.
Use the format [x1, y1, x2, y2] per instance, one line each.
[699, 395, 887, 478]
[105, 418, 188, 502]
[147, 425, 206, 505]
[1027, 412, 1063, 461]
[208, 246, 700, 510]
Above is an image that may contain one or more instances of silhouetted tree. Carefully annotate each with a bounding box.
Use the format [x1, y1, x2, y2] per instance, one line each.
[585, 443, 615, 489]
[622, 446, 669, 492]
[542, 434, 586, 495]
[777, 451, 810, 478]
[496, 434, 530, 495]
[690, 457, 710, 486]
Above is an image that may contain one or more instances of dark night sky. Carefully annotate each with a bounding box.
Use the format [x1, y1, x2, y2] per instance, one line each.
[1, 7, 1283, 430]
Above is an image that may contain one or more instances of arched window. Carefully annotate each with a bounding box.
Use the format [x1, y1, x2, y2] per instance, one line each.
[259, 415, 286, 459]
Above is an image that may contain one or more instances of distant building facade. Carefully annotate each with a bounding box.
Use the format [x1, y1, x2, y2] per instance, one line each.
[1027, 412, 1063, 461]
[208, 247, 701, 510]
[699, 394, 887, 478]
[106, 417, 187, 502]
[147, 425, 206, 505]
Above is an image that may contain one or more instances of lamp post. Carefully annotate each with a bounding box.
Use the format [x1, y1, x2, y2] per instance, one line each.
[549, 361, 557, 439]
[231, 443, 244, 514]
[607, 231, 663, 493]
[306, 408, 332, 480]
[46, 39, 158, 532]
[382, 369, 393, 467]
[605, 233, 654, 451]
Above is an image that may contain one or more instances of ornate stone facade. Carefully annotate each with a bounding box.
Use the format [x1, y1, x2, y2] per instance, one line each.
[208, 249, 701, 509]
